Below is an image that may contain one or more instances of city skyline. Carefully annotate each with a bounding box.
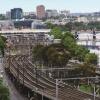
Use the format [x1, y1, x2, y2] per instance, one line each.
[1, 0, 100, 13]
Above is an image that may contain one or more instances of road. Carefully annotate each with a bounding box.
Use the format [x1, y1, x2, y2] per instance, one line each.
[0, 57, 28, 100]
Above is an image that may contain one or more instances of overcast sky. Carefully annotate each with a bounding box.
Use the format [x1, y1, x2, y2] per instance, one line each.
[1, 0, 100, 13]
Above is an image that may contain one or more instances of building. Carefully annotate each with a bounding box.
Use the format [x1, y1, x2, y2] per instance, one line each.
[46, 10, 58, 18]
[59, 10, 70, 18]
[13, 19, 33, 29]
[77, 17, 89, 23]
[11, 8, 23, 20]
[23, 12, 36, 19]
[92, 12, 100, 17]
[46, 10, 52, 18]
[52, 10, 58, 17]
[0, 20, 14, 30]
[23, 12, 35, 16]
[31, 21, 46, 29]
[36, 5, 45, 19]
[6, 11, 11, 20]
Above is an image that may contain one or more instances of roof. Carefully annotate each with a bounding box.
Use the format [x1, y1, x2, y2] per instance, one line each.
[0, 29, 51, 34]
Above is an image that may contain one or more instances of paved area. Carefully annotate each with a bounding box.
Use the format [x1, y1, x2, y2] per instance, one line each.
[0, 57, 28, 100]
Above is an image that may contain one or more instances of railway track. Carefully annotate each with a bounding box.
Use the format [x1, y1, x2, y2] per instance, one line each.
[4, 55, 100, 100]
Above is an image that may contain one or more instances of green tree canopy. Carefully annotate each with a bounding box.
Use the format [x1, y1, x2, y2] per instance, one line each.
[0, 14, 6, 20]
[33, 44, 71, 67]
[77, 63, 96, 76]
[0, 35, 6, 56]
[50, 27, 63, 39]
[84, 53, 97, 65]
[0, 79, 10, 100]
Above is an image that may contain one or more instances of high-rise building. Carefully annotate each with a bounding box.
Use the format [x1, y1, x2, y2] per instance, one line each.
[36, 5, 45, 19]
[11, 8, 23, 20]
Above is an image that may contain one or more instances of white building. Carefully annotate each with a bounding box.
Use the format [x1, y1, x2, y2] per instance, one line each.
[59, 10, 70, 17]
[0, 20, 14, 30]
[51, 10, 58, 17]
[46, 10, 52, 18]
[6, 11, 11, 20]
[97, 17, 100, 22]
[77, 17, 89, 23]
[23, 12, 36, 16]
[46, 10, 58, 18]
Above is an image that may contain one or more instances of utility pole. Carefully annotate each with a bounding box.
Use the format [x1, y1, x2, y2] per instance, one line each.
[94, 84, 96, 100]
[56, 79, 59, 100]
[55, 77, 99, 100]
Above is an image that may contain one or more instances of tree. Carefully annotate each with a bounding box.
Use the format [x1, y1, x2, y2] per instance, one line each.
[61, 31, 90, 61]
[62, 33, 76, 57]
[0, 36, 6, 56]
[84, 53, 97, 65]
[0, 79, 10, 100]
[50, 27, 63, 39]
[74, 45, 89, 61]
[0, 36, 7, 42]
[45, 45, 70, 66]
[32, 45, 45, 61]
[0, 86, 10, 100]
[0, 14, 6, 20]
[65, 22, 74, 31]
[32, 44, 71, 67]
[46, 22, 55, 29]
[74, 63, 96, 77]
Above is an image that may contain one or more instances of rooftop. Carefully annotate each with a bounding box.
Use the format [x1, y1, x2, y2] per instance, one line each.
[0, 29, 51, 34]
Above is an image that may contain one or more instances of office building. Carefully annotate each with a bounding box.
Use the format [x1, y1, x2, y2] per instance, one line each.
[36, 5, 45, 19]
[11, 8, 23, 19]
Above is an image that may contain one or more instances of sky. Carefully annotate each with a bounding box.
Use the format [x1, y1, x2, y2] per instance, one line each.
[1, 0, 100, 13]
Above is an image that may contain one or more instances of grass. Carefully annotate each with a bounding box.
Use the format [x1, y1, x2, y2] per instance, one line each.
[79, 84, 93, 93]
